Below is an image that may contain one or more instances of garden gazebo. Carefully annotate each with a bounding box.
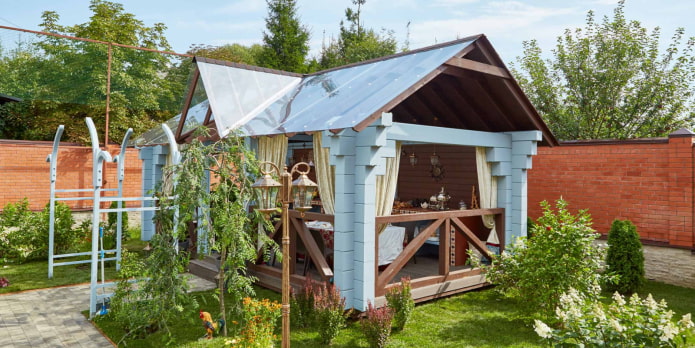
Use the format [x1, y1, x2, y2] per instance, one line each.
[135, 34, 557, 310]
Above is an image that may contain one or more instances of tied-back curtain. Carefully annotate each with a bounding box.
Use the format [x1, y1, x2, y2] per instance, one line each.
[313, 133, 335, 215]
[257, 136, 288, 173]
[256, 136, 287, 250]
[376, 142, 402, 233]
[475, 147, 499, 247]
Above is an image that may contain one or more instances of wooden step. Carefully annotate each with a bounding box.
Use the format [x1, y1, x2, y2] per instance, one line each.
[189, 258, 219, 283]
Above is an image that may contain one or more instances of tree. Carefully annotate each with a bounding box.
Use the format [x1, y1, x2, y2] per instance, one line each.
[319, 0, 398, 69]
[606, 219, 644, 295]
[512, 0, 695, 140]
[258, 0, 310, 73]
[0, 0, 182, 143]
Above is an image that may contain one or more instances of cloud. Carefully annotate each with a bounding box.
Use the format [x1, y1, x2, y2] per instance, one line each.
[215, 0, 267, 14]
[176, 20, 264, 33]
[431, 0, 480, 7]
[410, 1, 578, 47]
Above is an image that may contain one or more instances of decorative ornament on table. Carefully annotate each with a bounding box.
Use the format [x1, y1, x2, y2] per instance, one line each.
[470, 186, 479, 209]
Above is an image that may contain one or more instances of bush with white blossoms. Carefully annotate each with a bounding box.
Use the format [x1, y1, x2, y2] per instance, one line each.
[534, 288, 694, 347]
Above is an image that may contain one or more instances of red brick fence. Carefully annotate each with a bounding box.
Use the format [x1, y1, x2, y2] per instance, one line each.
[528, 129, 695, 250]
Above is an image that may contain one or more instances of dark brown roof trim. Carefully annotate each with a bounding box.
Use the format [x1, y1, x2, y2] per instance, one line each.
[193, 56, 303, 77]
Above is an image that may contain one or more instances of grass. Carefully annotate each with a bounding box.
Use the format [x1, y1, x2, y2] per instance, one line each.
[89, 280, 695, 348]
[0, 230, 147, 294]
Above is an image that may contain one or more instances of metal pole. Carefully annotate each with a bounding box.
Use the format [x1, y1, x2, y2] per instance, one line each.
[105, 43, 111, 149]
[281, 167, 291, 348]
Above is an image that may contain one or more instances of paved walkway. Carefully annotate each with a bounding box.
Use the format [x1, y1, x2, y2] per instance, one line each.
[0, 274, 216, 347]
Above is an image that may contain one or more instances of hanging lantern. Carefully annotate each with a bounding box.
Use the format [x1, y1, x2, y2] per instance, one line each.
[430, 151, 440, 166]
[409, 152, 418, 166]
[251, 172, 282, 214]
[291, 173, 318, 212]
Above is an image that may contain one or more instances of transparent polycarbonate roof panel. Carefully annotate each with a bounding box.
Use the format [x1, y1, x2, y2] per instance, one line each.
[196, 62, 301, 138]
[242, 39, 473, 135]
[132, 113, 181, 146]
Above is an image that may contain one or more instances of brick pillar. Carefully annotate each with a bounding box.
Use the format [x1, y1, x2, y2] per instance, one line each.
[667, 129, 695, 248]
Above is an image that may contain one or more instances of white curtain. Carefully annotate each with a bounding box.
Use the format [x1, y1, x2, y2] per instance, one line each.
[375, 142, 402, 233]
[475, 147, 500, 252]
[313, 133, 335, 215]
[257, 136, 288, 173]
[256, 136, 288, 250]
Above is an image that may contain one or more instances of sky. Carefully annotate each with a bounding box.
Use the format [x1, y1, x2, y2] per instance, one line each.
[0, 0, 693, 65]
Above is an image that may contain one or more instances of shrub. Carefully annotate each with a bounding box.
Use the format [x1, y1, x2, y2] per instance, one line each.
[291, 276, 316, 328]
[535, 288, 694, 347]
[361, 301, 393, 348]
[480, 199, 607, 318]
[385, 276, 414, 331]
[606, 219, 644, 295]
[0, 199, 78, 262]
[314, 282, 350, 345]
[239, 297, 282, 347]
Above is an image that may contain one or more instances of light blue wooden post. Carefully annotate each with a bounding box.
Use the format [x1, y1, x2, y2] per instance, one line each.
[327, 129, 357, 307]
[486, 146, 512, 243]
[138, 145, 169, 241]
[507, 131, 542, 242]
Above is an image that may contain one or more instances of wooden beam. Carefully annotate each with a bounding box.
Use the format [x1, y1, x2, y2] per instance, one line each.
[440, 218, 451, 275]
[376, 218, 446, 290]
[354, 66, 447, 132]
[176, 67, 200, 140]
[444, 57, 510, 79]
[289, 216, 333, 280]
[416, 85, 468, 129]
[375, 208, 504, 224]
[386, 122, 511, 148]
[451, 218, 491, 258]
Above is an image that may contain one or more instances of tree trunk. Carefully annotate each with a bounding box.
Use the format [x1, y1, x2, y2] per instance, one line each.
[218, 247, 228, 336]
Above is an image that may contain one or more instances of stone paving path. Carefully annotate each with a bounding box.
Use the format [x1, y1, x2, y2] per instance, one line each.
[0, 274, 215, 347]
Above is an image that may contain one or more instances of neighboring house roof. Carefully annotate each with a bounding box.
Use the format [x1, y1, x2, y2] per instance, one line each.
[134, 34, 557, 147]
[0, 93, 22, 104]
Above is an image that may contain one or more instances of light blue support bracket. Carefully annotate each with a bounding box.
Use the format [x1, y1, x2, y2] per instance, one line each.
[86, 117, 113, 318]
[46, 125, 64, 279]
[111, 128, 133, 271]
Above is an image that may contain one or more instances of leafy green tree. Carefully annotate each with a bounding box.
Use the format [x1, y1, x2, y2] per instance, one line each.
[512, 0, 695, 140]
[0, 0, 185, 143]
[319, 0, 398, 69]
[606, 219, 644, 295]
[258, 0, 310, 72]
[152, 129, 277, 336]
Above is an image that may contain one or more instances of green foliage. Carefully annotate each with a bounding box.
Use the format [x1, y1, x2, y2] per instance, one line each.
[0, 0, 187, 143]
[385, 276, 414, 332]
[110, 248, 152, 339]
[290, 276, 317, 328]
[0, 199, 78, 262]
[319, 0, 398, 69]
[535, 288, 694, 347]
[361, 301, 393, 348]
[314, 282, 350, 345]
[259, 0, 311, 73]
[187, 43, 264, 65]
[480, 199, 606, 318]
[606, 219, 645, 295]
[512, 0, 695, 140]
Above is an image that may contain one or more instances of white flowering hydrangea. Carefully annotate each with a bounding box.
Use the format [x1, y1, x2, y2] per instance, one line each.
[535, 288, 694, 347]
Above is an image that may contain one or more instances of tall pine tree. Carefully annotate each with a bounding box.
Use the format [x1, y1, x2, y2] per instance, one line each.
[259, 0, 310, 73]
[319, 0, 398, 69]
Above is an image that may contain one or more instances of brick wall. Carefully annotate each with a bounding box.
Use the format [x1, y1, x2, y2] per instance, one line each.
[528, 131, 694, 249]
[0, 140, 142, 211]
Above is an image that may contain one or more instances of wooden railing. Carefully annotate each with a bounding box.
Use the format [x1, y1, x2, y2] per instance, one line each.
[374, 208, 504, 296]
[254, 210, 335, 282]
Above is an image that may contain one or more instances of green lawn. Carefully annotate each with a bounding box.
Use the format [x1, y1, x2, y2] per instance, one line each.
[0, 237, 147, 294]
[90, 280, 695, 348]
